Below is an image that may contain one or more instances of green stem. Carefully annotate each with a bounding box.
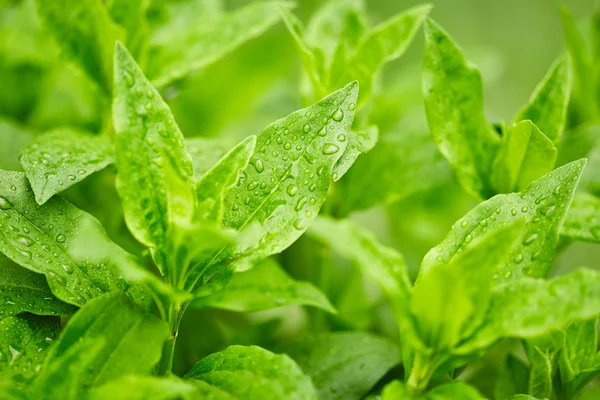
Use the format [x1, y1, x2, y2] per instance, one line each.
[157, 300, 183, 376]
[406, 352, 438, 394]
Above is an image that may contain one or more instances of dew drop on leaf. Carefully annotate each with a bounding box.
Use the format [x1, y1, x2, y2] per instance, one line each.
[0, 197, 11, 210]
[286, 185, 298, 196]
[55, 234, 66, 243]
[322, 143, 340, 155]
[332, 108, 344, 121]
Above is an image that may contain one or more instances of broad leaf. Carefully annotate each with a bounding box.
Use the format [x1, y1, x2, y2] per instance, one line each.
[0, 254, 76, 319]
[277, 332, 401, 400]
[421, 159, 586, 282]
[561, 192, 600, 243]
[37, 292, 169, 394]
[461, 268, 600, 353]
[411, 220, 524, 352]
[490, 121, 557, 194]
[19, 129, 114, 205]
[193, 81, 359, 287]
[35, 0, 124, 92]
[422, 18, 499, 199]
[148, 1, 291, 87]
[0, 315, 60, 385]
[514, 55, 572, 145]
[332, 125, 378, 180]
[113, 42, 196, 273]
[185, 345, 318, 399]
[191, 258, 335, 313]
[0, 170, 149, 308]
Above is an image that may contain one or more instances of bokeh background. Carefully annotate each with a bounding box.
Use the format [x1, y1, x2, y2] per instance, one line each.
[1, 0, 598, 386]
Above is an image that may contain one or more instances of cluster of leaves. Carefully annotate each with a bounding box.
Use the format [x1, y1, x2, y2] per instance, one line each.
[1, 0, 600, 399]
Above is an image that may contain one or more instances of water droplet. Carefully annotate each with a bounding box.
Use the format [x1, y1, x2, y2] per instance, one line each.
[523, 233, 538, 245]
[286, 185, 298, 196]
[123, 70, 134, 87]
[247, 181, 258, 190]
[460, 220, 468, 228]
[534, 194, 547, 204]
[303, 124, 311, 133]
[295, 196, 307, 211]
[293, 219, 306, 230]
[322, 143, 340, 155]
[284, 143, 292, 150]
[318, 126, 327, 136]
[0, 197, 11, 210]
[232, 204, 239, 211]
[17, 236, 33, 247]
[511, 209, 517, 216]
[62, 264, 73, 274]
[332, 108, 344, 121]
[540, 205, 556, 216]
[56, 234, 66, 243]
[514, 253, 524, 263]
[337, 134, 346, 142]
[251, 159, 264, 173]
[465, 234, 472, 243]
[68, 174, 76, 181]
[521, 206, 528, 213]
[348, 103, 356, 111]
[504, 271, 512, 279]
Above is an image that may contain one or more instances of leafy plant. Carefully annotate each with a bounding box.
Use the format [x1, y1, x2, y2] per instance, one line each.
[2, 0, 600, 399]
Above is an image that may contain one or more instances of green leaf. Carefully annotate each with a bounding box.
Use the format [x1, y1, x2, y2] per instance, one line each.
[185, 345, 318, 399]
[86, 375, 234, 400]
[0, 253, 76, 319]
[422, 18, 499, 199]
[113, 42, 196, 273]
[527, 346, 553, 399]
[148, 1, 291, 87]
[423, 382, 486, 400]
[560, 7, 597, 125]
[514, 55, 572, 145]
[34, 0, 124, 92]
[191, 258, 335, 313]
[561, 192, 600, 243]
[0, 315, 60, 385]
[185, 136, 238, 180]
[421, 159, 586, 282]
[279, 6, 327, 100]
[411, 220, 524, 352]
[0, 170, 149, 308]
[276, 332, 401, 400]
[381, 380, 412, 400]
[197, 82, 358, 282]
[0, 119, 34, 172]
[494, 355, 530, 400]
[340, 4, 431, 104]
[195, 136, 256, 224]
[19, 129, 114, 205]
[463, 268, 600, 353]
[490, 121, 557, 194]
[505, 396, 545, 400]
[558, 319, 600, 397]
[38, 292, 169, 394]
[332, 125, 378, 180]
[334, 128, 451, 216]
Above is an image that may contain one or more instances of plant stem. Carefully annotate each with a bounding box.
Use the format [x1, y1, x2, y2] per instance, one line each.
[156, 300, 183, 376]
[406, 352, 437, 394]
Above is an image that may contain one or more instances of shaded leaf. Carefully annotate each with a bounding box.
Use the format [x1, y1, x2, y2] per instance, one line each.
[561, 192, 600, 244]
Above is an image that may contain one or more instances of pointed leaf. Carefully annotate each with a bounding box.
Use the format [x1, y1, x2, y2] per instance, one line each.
[490, 121, 557, 194]
[19, 129, 114, 205]
[113, 42, 196, 272]
[421, 160, 586, 282]
[332, 125, 378, 180]
[514, 55, 572, 145]
[422, 18, 499, 199]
